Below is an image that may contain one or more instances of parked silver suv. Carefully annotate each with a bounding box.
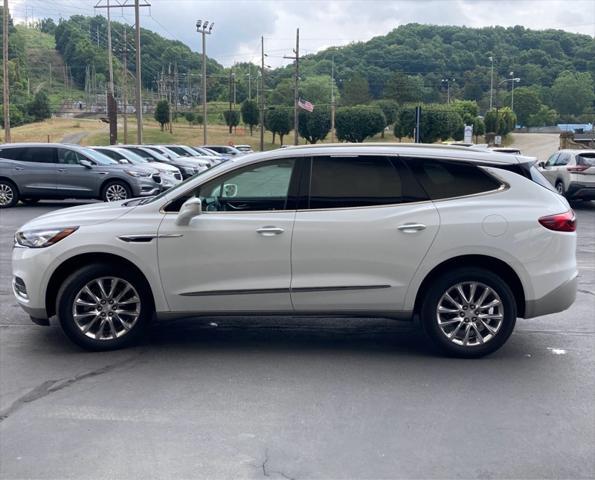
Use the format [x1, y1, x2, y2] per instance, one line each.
[0, 143, 162, 207]
[538, 149, 595, 200]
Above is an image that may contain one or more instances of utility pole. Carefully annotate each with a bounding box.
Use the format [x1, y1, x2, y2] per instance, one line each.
[331, 55, 335, 142]
[489, 55, 494, 110]
[259, 36, 265, 151]
[105, 0, 114, 96]
[122, 26, 128, 143]
[3, 0, 11, 143]
[196, 20, 213, 145]
[168, 63, 173, 133]
[95, 0, 151, 144]
[283, 28, 300, 145]
[247, 66, 251, 101]
[49, 63, 52, 89]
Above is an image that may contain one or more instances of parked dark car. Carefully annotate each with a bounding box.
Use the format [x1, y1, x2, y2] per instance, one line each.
[0, 143, 161, 208]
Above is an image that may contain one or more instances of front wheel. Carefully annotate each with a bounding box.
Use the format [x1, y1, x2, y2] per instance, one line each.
[57, 263, 153, 350]
[0, 180, 19, 208]
[421, 268, 516, 358]
[102, 181, 131, 202]
[555, 181, 565, 196]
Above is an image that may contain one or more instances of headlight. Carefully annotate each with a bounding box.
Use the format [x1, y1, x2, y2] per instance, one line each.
[125, 169, 152, 177]
[15, 227, 79, 248]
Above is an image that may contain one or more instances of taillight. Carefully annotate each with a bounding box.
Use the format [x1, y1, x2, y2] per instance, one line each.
[567, 165, 590, 173]
[539, 211, 576, 232]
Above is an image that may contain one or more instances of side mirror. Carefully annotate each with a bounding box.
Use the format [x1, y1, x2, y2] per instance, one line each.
[538, 161, 546, 169]
[176, 197, 202, 226]
[222, 183, 238, 198]
[80, 159, 93, 168]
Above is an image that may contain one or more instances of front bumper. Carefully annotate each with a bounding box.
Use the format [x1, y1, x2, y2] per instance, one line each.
[132, 177, 161, 197]
[524, 273, 578, 318]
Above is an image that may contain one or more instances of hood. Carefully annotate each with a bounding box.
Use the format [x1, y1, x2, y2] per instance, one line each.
[18, 200, 135, 231]
[149, 161, 179, 173]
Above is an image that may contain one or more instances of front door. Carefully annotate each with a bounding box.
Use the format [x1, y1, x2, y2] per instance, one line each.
[55, 148, 98, 198]
[157, 158, 299, 313]
[290, 155, 440, 314]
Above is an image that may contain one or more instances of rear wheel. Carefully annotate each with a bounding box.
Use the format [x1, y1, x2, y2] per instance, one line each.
[421, 268, 516, 358]
[0, 180, 19, 208]
[102, 181, 131, 202]
[555, 181, 565, 196]
[57, 263, 153, 350]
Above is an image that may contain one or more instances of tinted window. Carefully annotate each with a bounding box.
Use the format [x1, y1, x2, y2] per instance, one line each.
[96, 149, 125, 161]
[80, 148, 118, 165]
[406, 158, 502, 200]
[22, 147, 56, 163]
[0, 147, 27, 160]
[577, 153, 595, 166]
[198, 159, 296, 212]
[308, 156, 426, 209]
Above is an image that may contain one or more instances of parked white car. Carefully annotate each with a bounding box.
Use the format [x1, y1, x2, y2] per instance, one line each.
[538, 149, 595, 200]
[12, 144, 577, 357]
[92, 146, 182, 189]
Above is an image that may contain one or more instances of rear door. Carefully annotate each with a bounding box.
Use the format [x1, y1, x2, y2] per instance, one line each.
[290, 155, 439, 314]
[0, 147, 58, 196]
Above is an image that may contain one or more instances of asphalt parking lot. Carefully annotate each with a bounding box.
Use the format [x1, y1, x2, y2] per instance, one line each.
[1, 201, 594, 479]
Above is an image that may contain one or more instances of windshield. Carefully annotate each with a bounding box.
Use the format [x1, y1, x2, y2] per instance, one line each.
[115, 148, 149, 164]
[195, 147, 219, 156]
[81, 148, 119, 165]
[166, 146, 191, 156]
[137, 148, 169, 162]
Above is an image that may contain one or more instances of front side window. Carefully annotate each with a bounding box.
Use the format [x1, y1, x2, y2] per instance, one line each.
[555, 153, 571, 166]
[545, 153, 559, 167]
[198, 159, 296, 212]
[57, 148, 86, 165]
[308, 156, 426, 209]
[405, 158, 502, 200]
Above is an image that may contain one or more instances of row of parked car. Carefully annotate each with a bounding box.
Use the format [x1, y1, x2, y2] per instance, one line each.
[0, 143, 253, 207]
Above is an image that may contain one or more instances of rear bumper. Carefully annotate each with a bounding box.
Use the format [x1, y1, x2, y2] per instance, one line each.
[524, 273, 578, 318]
[566, 183, 595, 200]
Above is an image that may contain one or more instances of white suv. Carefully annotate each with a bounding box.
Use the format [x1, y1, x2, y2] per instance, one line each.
[12, 144, 577, 357]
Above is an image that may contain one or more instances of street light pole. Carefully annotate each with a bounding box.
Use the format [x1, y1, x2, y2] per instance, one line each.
[3, 0, 11, 143]
[197, 20, 213, 145]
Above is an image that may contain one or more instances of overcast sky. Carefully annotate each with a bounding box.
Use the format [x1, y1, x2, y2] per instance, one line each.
[8, 0, 595, 67]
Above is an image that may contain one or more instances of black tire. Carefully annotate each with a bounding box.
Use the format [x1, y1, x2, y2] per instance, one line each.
[555, 181, 565, 196]
[57, 263, 153, 351]
[421, 267, 517, 358]
[0, 179, 19, 208]
[101, 180, 131, 202]
[21, 198, 40, 205]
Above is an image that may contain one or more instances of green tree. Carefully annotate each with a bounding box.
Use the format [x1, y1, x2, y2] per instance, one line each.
[484, 108, 517, 135]
[265, 108, 291, 145]
[27, 91, 51, 121]
[223, 110, 240, 134]
[184, 112, 195, 126]
[384, 72, 424, 104]
[551, 71, 595, 116]
[154, 100, 170, 131]
[241, 99, 259, 135]
[394, 108, 416, 140]
[527, 105, 558, 127]
[298, 108, 331, 144]
[507, 87, 542, 126]
[335, 106, 386, 142]
[341, 74, 370, 106]
[300, 75, 339, 106]
[39, 18, 57, 35]
[473, 117, 486, 142]
[372, 99, 399, 138]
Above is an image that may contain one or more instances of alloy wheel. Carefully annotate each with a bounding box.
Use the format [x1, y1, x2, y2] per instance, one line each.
[105, 184, 128, 201]
[436, 281, 504, 347]
[72, 277, 141, 340]
[556, 183, 564, 195]
[0, 184, 14, 206]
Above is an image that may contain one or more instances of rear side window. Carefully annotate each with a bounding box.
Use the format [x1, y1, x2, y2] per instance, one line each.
[577, 154, 595, 166]
[405, 158, 502, 200]
[0, 147, 27, 160]
[308, 156, 427, 209]
[529, 165, 557, 192]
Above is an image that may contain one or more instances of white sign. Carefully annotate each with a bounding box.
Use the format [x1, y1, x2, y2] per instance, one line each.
[495, 135, 502, 145]
[464, 125, 473, 144]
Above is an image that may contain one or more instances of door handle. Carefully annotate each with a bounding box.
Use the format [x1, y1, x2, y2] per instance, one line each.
[14, 167, 24, 171]
[398, 223, 426, 233]
[256, 226, 285, 236]
[58, 168, 66, 173]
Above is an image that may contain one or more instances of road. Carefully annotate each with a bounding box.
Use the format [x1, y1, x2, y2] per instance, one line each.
[0, 201, 594, 479]
[508, 132, 560, 160]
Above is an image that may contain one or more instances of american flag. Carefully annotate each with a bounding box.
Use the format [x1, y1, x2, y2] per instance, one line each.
[298, 98, 314, 112]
